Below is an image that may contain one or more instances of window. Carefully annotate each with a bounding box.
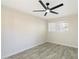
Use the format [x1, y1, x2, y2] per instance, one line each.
[48, 21, 69, 32]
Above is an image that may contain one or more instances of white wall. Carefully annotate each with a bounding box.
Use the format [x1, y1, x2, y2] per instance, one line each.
[1, 6, 47, 58]
[1, 6, 78, 59]
[47, 15, 78, 48]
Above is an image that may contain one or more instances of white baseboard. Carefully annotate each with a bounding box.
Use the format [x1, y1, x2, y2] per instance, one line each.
[48, 41, 78, 48]
[3, 42, 45, 59]
[3, 48, 28, 59]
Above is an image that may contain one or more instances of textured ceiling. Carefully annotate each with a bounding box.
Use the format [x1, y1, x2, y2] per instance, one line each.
[1, 0, 78, 19]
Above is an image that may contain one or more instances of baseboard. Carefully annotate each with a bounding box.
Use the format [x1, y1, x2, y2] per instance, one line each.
[3, 42, 46, 59]
[47, 41, 78, 48]
[3, 48, 28, 59]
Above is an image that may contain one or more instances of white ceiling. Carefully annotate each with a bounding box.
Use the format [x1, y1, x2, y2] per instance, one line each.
[1, 0, 78, 19]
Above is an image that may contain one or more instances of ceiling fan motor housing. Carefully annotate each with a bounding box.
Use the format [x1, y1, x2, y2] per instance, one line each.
[46, 3, 50, 6]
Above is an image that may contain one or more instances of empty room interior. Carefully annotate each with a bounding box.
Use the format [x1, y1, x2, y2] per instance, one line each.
[1, 0, 78, 59]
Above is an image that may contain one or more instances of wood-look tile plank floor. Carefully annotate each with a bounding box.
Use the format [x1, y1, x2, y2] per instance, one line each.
[5, 42, 78, 59]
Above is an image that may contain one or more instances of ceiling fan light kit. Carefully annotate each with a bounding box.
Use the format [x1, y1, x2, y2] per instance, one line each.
[46, 10, 50, 13]
[33, 0, 64, 16]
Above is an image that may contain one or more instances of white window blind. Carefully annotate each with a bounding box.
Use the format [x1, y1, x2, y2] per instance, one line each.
[48, 21, 69, 32]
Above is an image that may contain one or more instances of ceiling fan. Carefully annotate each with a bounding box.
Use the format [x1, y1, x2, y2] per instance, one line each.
[33, 0, 64, 16]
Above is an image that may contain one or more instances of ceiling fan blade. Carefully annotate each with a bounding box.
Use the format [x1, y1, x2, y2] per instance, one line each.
[44, 12, 47, 16]
[50, 3, 63, 10]
[39, 0, 47, 9]
[33, 10, 45, 12]
[50, 11, 58, 14]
